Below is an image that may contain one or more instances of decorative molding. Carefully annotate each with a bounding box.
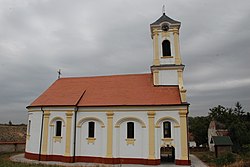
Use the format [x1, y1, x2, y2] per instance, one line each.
[155, 116, 180, 127]
[106, 112, 114, 118]
[115, 117, 146, 128]
[151, 65, 185, 71]
[65, 111, 73, 117]
[126, 138, 136, 145]
[179, 109, 188, 117]
[161, 56, 174, 59]
[147, 111, 156, 117]
[49, 116, 66, 127]
[148, 111, 155, 159]
[77, 117, 105, 128]
[53, 136, 62, 143]
[106, 111, 114, 158]
[161, 138, 174, 147]
[86, 137, 96, 144]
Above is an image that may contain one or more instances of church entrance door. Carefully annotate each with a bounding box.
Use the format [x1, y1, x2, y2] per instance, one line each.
[160, 146, 175, 163]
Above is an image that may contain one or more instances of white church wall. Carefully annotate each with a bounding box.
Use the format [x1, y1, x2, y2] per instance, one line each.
[117, 121, 145, 158]
[113, 111, 148, 159]
[48, 111, 66, 156]
[26, 107, 185, 162]
[76, 111, 107, 157]
[173, 126, 181, 159]
[26, 111, 43, 154]
[159, 70, 178, 85]
[78, 121, 104, 157]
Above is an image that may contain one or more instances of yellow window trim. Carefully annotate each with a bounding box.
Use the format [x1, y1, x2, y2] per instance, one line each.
[53, 136, 62, 143]
[86, 137, 96, 144]
[161, 138, 173, 142]
[161, 56, 174, 59]
[126, 138, 136, 145]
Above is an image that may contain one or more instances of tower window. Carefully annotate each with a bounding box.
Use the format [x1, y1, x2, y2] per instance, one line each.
[127, 122, 134, 139]
[162, 40, 171, 56]
[163, 121, 171, 138]
[55, 121, 62, 136]
[88, 121, 95, 138]
[28, 120, 31, 135]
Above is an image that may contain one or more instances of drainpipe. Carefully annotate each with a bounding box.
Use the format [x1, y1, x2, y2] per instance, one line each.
[73, 90, 85, 163]
[39, 107, 45, 161]
[73, 106, 78, 163]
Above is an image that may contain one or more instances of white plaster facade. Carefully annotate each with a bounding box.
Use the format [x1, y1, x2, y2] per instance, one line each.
[26, 106, 187, 161]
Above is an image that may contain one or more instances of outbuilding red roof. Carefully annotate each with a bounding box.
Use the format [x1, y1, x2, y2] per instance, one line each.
[29, 73, 182, 107]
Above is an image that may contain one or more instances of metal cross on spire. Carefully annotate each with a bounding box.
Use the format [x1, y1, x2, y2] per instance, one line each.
[57, 69, 62, 79]
[162, 5, 166, 14]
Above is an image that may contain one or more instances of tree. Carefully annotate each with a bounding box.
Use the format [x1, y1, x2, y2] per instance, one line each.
[208, 102, 250, 152]
[189, 116, 210, 146]
[8, 120, 12, 125]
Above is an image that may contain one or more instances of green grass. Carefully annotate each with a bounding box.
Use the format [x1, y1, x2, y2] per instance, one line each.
[0, 153, 60, 167]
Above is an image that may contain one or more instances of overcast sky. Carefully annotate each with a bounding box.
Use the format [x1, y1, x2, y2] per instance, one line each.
[0, 0, 249, 123]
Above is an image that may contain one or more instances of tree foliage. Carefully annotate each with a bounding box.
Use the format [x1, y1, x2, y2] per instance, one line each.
[189, 102, 250, 152]
[208, 102, 250, 152]
[189, 116, 210, 146]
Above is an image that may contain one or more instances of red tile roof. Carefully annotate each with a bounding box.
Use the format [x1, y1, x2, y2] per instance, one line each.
[29, 73, 182, 107]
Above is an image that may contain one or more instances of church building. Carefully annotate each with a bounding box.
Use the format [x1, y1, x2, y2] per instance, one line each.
[25, 12, 190, 165]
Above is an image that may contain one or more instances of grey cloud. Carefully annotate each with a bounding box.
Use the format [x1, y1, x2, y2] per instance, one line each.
[0, 0, 250, 123]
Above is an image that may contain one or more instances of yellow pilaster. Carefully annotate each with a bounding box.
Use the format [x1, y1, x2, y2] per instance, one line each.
[179, 109, 189, 160]
[147, 111, 156, 159]
[177, 69, 187, 102]
[173, 29, 182, 65]
[153, 70, 159, 85]
[106, 112, 114, 158]
[41, 111, 50, 155]
[153, 29, 160, 65]
[65, 111, 73, 156]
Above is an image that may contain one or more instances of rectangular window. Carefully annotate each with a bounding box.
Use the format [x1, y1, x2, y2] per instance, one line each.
[28, 120, 31, 135]
[56, 121, 62, 136]
[127, 122, 134, 139]
[163, 121, 171, 138]
[88, 122, 95, 138]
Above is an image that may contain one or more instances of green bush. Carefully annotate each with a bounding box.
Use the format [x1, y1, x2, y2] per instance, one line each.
[214, 153, 236, 166]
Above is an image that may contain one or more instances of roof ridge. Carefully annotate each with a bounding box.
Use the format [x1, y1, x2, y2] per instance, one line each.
[58, 73, 151, 80]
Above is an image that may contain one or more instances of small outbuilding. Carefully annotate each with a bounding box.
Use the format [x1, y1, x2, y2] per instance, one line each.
[211, 136, 233, 157]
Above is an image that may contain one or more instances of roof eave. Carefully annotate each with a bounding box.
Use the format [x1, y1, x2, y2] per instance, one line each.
[27, 103, 188, 108]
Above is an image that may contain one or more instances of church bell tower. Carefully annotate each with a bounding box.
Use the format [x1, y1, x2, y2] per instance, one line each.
[150, 11, 187, 102]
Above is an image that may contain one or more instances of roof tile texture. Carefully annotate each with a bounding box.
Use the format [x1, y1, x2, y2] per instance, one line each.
[29, 73, 181, 107]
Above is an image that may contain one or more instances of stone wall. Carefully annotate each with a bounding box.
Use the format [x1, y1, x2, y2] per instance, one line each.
[0, 142, 25, 153]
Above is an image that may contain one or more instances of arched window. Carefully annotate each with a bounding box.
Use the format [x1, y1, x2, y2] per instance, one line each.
[127, 122, 134, 139]
[163, 121, 171, 138]
[88, 121, 95, 138]
[55, 121, 62, 136]
[162, 40, 171, 56]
